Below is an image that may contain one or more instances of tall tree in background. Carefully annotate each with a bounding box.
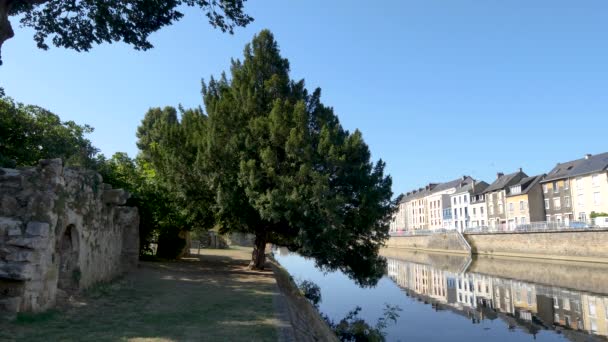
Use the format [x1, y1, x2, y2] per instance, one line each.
[199, 30, 393, 285]
[0, 0, 253, 64]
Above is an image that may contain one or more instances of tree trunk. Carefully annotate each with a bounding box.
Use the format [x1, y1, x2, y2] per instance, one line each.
[0, 0, 14, 65]
[248, 232, 267, 270]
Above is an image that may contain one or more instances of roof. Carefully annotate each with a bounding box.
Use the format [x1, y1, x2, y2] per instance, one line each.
[400, 176, 474, 203]
[542, 152, 608, 182]
[569, 152, 608, 178]
[484, 170, 527, 193]
[507, 174, 545, 196]
[452, 180, 489, 195]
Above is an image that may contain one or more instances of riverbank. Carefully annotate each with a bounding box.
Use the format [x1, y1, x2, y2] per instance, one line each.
[386, 229, 608, 263]
[0, 247, 324, 341]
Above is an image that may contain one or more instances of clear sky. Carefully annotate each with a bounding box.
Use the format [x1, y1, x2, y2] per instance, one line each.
[2, 0, 608, 197]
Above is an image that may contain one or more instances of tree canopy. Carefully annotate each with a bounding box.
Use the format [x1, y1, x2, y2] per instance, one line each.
[0, 0, 253, 64]
[0, 97, 98, 168]
[139, 30, 394, 286]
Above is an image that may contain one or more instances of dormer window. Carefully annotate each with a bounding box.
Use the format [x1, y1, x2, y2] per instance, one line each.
[511, 185, 521, 194]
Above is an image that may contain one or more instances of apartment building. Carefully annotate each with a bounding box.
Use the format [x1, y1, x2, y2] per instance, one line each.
[506, 174, 545, 228]
[541, 157, 585, 224]
[569, 153, 608, 221]
[470, 185, 488, 228]
[485, 169, 527, 229]
[400, 176, 474, 231]
[450, 181, 489, 232]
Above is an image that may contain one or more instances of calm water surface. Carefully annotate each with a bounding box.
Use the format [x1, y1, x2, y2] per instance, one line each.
[273, 248, 608, 342]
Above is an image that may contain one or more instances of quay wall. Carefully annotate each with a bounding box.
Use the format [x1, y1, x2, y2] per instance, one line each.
[387, 229, 608, 264]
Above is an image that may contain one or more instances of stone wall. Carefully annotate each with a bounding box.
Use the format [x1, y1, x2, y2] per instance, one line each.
[0, 159, 139, 313]
[384, 232, 470, 255]
[466, 230, 608, 263]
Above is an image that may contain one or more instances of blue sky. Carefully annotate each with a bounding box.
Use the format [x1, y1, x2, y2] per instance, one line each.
[3, 0, 608, 196]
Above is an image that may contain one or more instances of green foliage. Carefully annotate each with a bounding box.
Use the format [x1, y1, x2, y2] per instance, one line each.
[2, 0, 253, 64]
[323, 304, 402, 342]
[590, 211, 608, 218]
[298, 279, 322, 307]
[0, 97, 98, 168]
[96, 152, 186, 257]
[136, 30, 395, 282]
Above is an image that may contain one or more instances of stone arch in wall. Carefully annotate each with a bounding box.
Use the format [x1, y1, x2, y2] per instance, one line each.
[57, 224, 80, 292]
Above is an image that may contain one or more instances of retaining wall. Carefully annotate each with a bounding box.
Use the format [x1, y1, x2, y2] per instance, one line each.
[466, 230, 608, 263]
[384, 232, 469, 255]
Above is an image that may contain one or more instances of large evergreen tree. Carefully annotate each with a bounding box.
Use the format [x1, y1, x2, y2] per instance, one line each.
[137, 30, 393, 285]
[201, 30, 393, 285]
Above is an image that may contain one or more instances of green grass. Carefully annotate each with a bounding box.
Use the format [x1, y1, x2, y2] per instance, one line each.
[0, 249, 278, 342]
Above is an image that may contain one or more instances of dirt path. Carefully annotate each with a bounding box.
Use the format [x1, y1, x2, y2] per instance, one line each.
[0, 247, 294, 342]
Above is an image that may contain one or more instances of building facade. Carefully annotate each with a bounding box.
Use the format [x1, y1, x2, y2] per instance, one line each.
[485, 170, 527, 229]
[506, 174, 546, 228]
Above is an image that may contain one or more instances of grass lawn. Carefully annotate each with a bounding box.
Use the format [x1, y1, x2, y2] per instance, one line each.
[0, 247, 280, 342]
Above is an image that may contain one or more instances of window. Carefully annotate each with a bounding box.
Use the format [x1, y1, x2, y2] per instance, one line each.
[460, 208, 463, 216]
[459, 196, 462, 204]
[577, 177, 583, 190]
[593, 174, 600, 187]
[554, 198, 561, 210]
[521, 217, 526, 224]
[481, 220, 485, 226]
[580, 212, 587, 221]
[472, 208, 476, 216]
[453, 198, 456, 205]
[545, 199, 550, 209]
[564, 179, 569, 190]
[527, 292, 532, 305]
[519, 201, 524, 210]
[498, 203, 503, 213]
[489, 206, 494, 215]
[594, 192, 601, 205]
[464, 196, 468, 203]
[553, 181, 559, 193]
[578, 194, 585, 207]
[454, 209, 458, 219]
[543, 184, 548, 193]
[563, 298, 570, 311]
[565, 196, 571, 207]
[589, 301, 597, 316]
[481, 207, 484, 215]
[509, 203, 514, 212]
[546, 215, 551, 222]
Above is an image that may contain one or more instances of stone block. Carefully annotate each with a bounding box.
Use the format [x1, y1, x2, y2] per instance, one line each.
[0, 217, 22, 236]
[0, 262, 34, 280]
[0, 297, 22, 312]
[6, 251, 40, 263]
[7, 227, 22, 237]
[102, 189, 129, 205]
[7, 236, 48, 250]
[26, 222, 50, 237]
[0, 196, 19, 215]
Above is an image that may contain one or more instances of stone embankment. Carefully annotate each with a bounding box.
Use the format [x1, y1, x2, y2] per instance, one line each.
[387, 229, 608, 263]
[0, 159, 139, 313]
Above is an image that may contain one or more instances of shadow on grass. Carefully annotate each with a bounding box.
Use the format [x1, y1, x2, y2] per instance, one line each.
[0, 252, 280, 342]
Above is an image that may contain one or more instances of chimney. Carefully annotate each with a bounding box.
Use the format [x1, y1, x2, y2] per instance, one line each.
[462, 175, 467, 181]
[585, 154, 592, 160]
[518, 167, 522, 173]
[496, 172, 504, 179]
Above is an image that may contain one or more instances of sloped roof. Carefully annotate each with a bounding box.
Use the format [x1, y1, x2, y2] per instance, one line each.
[484, 171, 527, 193]
[452, 180, 489, 195]
[542, 152, 608, 182]
[569, 152, 608, 178]
[542, 158, 586, 183]
[400, 176, 474, 203]
[507, 174, 545, 196]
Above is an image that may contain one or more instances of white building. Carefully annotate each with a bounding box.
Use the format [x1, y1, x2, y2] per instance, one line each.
[450, 181, 489, 232]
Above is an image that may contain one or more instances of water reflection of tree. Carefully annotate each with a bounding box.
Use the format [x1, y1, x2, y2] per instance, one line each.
[297, 279, 401, 342]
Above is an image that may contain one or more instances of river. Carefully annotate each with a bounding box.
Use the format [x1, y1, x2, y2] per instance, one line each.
[273, 247, 608, 341]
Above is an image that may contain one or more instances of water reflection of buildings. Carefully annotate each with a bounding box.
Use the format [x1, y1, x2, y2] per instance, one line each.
[386, 257, 608, 340]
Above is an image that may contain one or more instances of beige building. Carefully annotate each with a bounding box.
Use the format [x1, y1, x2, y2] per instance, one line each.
[400, 176, 474, 231]
[569, 153, 608, 221]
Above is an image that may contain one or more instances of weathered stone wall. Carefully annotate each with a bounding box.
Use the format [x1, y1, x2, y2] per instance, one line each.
[226, 232, 255, 247]
[465, 230, 608, 263]
[0, 159, 139, 313]
[384, 233, 469, 254]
